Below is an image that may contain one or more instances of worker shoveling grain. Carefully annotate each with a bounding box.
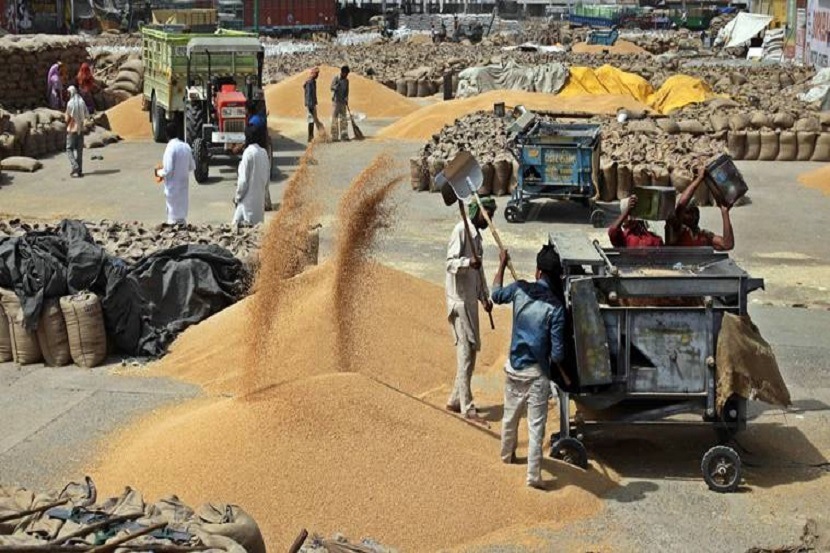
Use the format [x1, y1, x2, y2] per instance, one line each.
[91, 152, 616, 552]
[265, 65, 420, 120]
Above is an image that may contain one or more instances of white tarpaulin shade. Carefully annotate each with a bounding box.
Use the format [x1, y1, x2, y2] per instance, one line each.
[717, 12, 774, 48]
[456, 59, 569, 98]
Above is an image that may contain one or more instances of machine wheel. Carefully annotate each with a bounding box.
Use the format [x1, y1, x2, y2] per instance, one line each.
[192, 138, 209, 184]
[701, 445, 741, 493]
[550, 437, 588, 469]
[186, 101, 206, 145]
[590, 209, 606, 228]
[504, 204, 525, 224]
[151, 95, 167, 144]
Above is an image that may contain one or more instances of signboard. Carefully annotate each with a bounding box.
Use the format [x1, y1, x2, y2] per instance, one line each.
[807, 0, 830, 66]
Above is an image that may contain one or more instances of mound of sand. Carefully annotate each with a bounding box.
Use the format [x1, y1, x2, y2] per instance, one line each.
[797, 165, 830, 196]
[265, 65, 420, 119]
[378, 89, 653, 140]
[571, 39, 648, 55]
[106, 95, 151, 141]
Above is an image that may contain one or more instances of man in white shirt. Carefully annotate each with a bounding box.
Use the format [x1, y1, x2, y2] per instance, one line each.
[65, 86, 89, 178]
[445, 197, 496, 424]
[155, 121, 195, 225]
[232, 124, 270, 226]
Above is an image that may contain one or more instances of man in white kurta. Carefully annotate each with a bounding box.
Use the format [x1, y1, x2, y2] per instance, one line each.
[232, 125, 270, 226]
[156, 121, 194, 225]
[446, 198, 496, 421]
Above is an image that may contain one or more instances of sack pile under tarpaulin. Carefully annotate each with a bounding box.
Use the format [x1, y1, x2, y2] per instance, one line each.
[0, 220, 247, 357]
[456, 59, 569, 98]
[0, 477, 264, 553]
[716, 313, 791, 413]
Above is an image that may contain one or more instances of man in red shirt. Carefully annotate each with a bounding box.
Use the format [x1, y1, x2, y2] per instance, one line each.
[608, 196, 664, 248]
[666, 166, 735, 251]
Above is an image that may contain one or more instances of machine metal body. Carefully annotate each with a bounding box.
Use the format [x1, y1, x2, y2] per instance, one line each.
[586, 27, 619, 45]
[505, 116, 604, 225]
[548, 232, 766, 492]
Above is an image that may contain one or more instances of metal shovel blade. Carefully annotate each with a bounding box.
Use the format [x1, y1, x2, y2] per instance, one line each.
[442, 151, 483, 203]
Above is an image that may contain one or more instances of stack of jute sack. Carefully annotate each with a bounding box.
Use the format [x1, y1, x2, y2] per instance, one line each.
[0, 35, 89, 109]
[0, 290, 107, 368]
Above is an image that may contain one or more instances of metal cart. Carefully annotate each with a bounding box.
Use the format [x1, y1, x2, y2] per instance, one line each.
[505, 117, 605, 226]
[548, 233, 765, 492]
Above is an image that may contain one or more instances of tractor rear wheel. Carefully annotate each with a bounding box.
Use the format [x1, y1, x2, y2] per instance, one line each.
[186, 101, 206, 145]
[193, 138, 209, 184]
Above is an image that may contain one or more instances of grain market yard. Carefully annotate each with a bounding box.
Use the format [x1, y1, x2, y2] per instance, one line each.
[2, 115, 830, 552]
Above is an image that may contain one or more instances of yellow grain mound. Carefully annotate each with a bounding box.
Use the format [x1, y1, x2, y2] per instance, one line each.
[378, 89, 653, 140]
[797, 164, 830, 196]
[106, 95, 151, 141]
[265, 65, 420, 119]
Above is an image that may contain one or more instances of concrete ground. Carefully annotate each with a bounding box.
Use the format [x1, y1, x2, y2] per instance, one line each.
[1, 119, 829, 552]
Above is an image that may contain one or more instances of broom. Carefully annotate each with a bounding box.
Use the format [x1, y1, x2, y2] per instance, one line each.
[346, 106, 365, 141]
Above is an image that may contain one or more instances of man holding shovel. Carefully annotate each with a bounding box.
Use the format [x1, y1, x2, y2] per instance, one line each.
[445, 197, 496, 424]
[304, 67, 325, 142]
[330, 65, 350, 142]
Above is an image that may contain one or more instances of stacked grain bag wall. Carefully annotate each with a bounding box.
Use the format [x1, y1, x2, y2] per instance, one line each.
[0, 35, 89, 109]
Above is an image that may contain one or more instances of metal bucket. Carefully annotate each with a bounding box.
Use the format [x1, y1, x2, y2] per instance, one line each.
[705, 154, 748, 208]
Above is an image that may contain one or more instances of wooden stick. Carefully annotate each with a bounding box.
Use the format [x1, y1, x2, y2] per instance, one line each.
[86, 522, 167, 553]
[0, 499, 70, 524]
[288, 528, 308, 553]
[48, 513, 143, 545]
[471, 193, 518, 281]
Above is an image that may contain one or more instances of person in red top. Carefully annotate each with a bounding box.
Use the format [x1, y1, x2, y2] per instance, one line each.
[666, 165, 735, 251]
[76, 62, 97, 113]
[608, 195, 664, 248]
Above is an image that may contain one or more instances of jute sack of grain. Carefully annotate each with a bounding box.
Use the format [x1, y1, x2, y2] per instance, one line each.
[677, 120, 707, 135]
[656, 119, 680, 134]
[0, 289, 43, 365]
[480, 162, 495, 196]
[60, 292, 107, 368]
[428, 158, 446, 192]
[670, 168, 693, 193]
[493, 159, 511, 196]
[417, 79, 432, 97]
[778, 72, 794, 87]
[36, 299, 71, 367]
[409, 157, 428, 192]
[796, 131, 817, 161]
[811, 133, 830, 161]
[744, 131, 761, 160]
[0, 156, 42, 172]
[651, 164, 671, 187]
[727, 131, 747, 160]
[0, 302, 12, 362]
[758, 130, 779, 161]
[750, 112, 772, 129]
[776, 131, 797, 161]
[820, 113, 830, 128]
[632, 165, 651, 187]
[772, 112, 795, 130]
[195, 504, 266, 553]
[616, 164, 633, 199]
[729, 114, 750, 131]
[710, 114, 730, 133]
[396, 80, 407, 95]
[600, 160, 617, 201]
[406, 79, 417, 98]
[114, 70, 142, 89]
[795, 117, 821, 132]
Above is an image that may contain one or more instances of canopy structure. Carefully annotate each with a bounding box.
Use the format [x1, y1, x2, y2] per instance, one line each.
[716, 12, 774, 48]
[187, 36, 263, 56]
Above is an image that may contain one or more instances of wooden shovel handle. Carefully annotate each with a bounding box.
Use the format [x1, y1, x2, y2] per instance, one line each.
[472, 193, 518, 281]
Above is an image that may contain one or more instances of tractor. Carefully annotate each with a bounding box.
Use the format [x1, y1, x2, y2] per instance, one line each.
[184, 36, 266, 183]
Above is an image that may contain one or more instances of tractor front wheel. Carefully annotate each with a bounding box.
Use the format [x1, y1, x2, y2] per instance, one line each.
[193, 138, 209, 184]
[186, 101, 206, 145]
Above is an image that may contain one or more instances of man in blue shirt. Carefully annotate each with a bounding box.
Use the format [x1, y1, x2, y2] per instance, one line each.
[491, 245, 566, 489]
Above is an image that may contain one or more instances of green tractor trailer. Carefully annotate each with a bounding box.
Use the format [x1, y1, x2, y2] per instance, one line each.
[142, 26, 266, 183]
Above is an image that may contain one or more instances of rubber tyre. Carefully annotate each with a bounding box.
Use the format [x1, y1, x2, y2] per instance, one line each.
[151, 95, 167, 144]
[193, 138, 209, 184]
[550, 437, 588, 469]
[504, 204, 525, 224]
[186, 101, 206, 145]
[701, 445, 741, 493]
